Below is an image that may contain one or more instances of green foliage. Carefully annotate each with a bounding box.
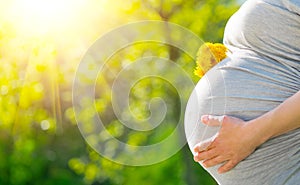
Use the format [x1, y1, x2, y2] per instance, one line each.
[0, 0, 239, 185]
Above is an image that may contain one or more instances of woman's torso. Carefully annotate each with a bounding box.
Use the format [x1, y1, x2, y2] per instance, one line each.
[185, 0, 300, 184]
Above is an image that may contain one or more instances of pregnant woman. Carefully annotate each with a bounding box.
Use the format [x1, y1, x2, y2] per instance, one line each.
[185, 0, 300, 184]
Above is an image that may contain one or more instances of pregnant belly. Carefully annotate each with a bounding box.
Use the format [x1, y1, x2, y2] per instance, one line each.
[184, 55, 300, 184]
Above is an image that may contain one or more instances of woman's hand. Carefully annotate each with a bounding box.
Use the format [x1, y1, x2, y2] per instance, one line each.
[193, 90, 300, 173]
[193, 115, 264, 174]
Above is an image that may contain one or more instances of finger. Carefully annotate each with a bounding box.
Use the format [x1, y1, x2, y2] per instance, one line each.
[193, 135, 216, 153]
[201, 115, 224, 126]
[193, 140, 211, 153]
[202, 156, 227, 168]
[193, 148, 218, 162]
[218, 160, 238, 174]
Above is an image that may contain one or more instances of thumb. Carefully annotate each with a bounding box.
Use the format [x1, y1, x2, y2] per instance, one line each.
[201, 115, 224, 126]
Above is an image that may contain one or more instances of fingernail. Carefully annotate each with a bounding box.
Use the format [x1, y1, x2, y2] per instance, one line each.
[218, 169, 224, 174]
[193, 156, 198, 162]
[193, 146, 198, 152]
[201, 115, 209, 123]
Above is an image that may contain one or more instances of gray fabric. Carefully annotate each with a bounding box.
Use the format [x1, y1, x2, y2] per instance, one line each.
[185, 0, 300, 184]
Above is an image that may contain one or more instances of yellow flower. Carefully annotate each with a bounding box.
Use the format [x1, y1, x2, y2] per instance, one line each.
[194, 42, 227, 78]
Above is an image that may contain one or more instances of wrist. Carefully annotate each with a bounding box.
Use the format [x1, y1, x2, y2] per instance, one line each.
[244, 119, 272, 148]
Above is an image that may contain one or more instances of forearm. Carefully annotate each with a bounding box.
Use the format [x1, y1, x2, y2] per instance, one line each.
[248, 90, 300, 145]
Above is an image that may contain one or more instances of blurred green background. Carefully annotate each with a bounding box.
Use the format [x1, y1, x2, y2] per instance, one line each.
[0, 0, 242, 184]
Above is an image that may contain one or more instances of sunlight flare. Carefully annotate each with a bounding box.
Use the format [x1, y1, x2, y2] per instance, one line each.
[9, 0, 85, 35]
